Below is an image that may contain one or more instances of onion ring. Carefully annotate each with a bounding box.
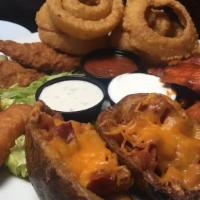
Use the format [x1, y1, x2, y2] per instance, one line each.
[46, 0, 123, 40]
[36, 3, 56, 31]
[62, 0, 113, 20]
[38, 28, 109, 55]
[110, 25, 132, 50]
[147, 8, 172, 36]
[124, 0, 198, 64]
[111, 8, 172, 49]
[36, 3, 109, 55]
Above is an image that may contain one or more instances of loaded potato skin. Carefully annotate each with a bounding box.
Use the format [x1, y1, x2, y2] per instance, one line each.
[26, 132, 97, 200]
[25, 102, 133, 200]
[97, 93, 200, 200]
[25, 102, 103, 200]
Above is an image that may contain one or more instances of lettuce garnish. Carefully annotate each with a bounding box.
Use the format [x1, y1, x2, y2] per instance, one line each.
[0, 72, 83, 109]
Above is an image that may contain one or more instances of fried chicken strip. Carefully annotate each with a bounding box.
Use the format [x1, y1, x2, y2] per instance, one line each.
[0, 60, 43, 89]
[0, 40, 80, 73]
[148, 57, 200, 94]
[0, 104, 32, 166]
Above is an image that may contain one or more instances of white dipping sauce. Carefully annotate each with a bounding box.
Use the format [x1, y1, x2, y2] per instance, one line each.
[108, 73, 176, 103]
[39, 80, 104, 112]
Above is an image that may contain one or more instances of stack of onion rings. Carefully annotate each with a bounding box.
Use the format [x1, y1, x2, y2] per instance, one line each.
[111, 0, 198, 65]
[36, 0, 123, 55]
[36, 0, 199, 64]
[46, 0, 123, 40]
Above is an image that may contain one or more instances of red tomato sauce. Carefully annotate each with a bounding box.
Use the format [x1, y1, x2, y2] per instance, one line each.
[84, 55, 138, 78]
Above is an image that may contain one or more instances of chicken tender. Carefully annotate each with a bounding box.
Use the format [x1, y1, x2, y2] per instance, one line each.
[0, 60, 43, 89]
[0, 104, 32, 166]
[0, 40, 80, 73]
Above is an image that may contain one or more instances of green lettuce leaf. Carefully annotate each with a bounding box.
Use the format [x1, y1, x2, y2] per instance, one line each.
[0, 72, 83, 109]
[5, 135, 27, 178]
[0, 55, 8, 61]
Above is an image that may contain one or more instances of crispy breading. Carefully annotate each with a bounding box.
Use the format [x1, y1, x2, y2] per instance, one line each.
[187, 102, 200, 123]
[0, 60, 43, 89]
[0, 104, 32, 166]
[148, 58, 200, 94]
[0, 40, 80, 73]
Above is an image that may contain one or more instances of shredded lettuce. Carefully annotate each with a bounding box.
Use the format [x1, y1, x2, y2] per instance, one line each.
[6, 135, 27, 178]
[0, 72, 83, 109]
[0, 54, 8, 61]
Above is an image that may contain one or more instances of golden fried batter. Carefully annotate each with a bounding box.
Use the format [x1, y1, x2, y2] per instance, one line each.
[148, 60, 200, 94]
[0, 104, 32, 166]
[0, 60, 43, 89]
[0, 40, 80, 73]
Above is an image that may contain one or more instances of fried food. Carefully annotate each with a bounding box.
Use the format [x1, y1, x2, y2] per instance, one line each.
[97, 93, 200, 200]
[111, 7, 179, 50]
[112, 0, 198, 65]
[25, 101, 133, 200]
[0, 40, 80, 73]
[36, 3, 112, 55]
[38, 28, 109, 55]
[0, 104, 32, 166]
[187, 102, 200, 123]
[148, 59, 200, 94]
[147, 8, 172, 36]
[46, 0, 123, 40]
[0, 60, 43, 89]
[62, 0, 112, 20]
[147, 7, 184, 38]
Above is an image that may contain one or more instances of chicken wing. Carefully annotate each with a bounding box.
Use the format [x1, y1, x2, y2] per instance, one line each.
[0, 104, 32, 166]
[0, 40, 80, 73]
[0, 60, 43, 88]
[148, 57, 200, 94]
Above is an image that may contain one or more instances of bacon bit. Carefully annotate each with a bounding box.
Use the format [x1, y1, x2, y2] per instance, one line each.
[56, 122, 75, 143]
[87, 170, 117, 197]
[108, 133, 124, 145]
[130, 141, 157, 171]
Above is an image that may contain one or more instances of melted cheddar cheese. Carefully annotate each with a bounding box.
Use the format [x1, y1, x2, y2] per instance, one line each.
[48, 121, 118, 187]
[119, 110, 200, 190]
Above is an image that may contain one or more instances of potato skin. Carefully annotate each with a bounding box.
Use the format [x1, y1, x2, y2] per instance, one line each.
[97, 94, 200, 200]
[25, 102, 103, 200]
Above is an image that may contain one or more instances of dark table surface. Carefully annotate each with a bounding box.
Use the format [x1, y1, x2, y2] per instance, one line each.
[0, 0, 44, 32]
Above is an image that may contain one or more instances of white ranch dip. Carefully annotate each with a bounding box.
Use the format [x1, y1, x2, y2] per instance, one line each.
[108, 73, 176, 103]
[39, 80, 104, 112]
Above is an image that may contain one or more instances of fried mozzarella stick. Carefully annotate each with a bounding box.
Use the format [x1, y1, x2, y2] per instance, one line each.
[0, 104, 32, 166]
[0, 60, 43, 88]
[0, 40, 80, 73]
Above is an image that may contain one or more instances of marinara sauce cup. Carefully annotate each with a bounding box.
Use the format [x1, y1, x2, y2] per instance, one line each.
[81, 48, 143, 84]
